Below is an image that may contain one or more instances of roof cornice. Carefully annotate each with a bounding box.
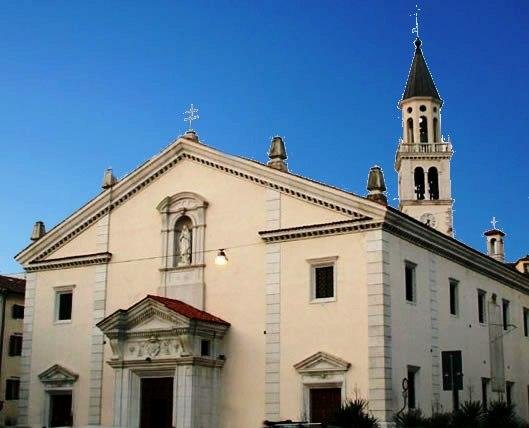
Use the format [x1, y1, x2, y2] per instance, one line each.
[384, 210, 529, 294]
[16, 138, 385, 266]
[25, 252, 112, 272]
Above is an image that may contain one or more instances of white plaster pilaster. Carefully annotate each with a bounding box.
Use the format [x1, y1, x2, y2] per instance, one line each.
[366, 230, 394, 424]
[17, 272, 36, 426]
[265, 189, 281, 420]
[88, 214, 110, 425]
[429, 253, 441, 409]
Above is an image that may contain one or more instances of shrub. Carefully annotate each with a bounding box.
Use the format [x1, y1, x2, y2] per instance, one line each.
[330, 398, 380, 428]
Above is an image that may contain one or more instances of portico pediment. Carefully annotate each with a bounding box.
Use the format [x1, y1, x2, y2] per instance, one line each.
[97, 295, 229, 363]
[294, 351, 351, 376]
[38, 364, 78, 388]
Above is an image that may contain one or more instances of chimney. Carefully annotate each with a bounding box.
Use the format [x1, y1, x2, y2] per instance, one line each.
[102, 168, 117, 189]
[366, 165, 387, 205]
[484, 228, 506, 263]
[30, 221, 46, 241]
[267, 136, 288, 172]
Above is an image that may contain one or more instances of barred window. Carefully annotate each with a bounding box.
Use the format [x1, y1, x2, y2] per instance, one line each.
[315, 266, 334, 299]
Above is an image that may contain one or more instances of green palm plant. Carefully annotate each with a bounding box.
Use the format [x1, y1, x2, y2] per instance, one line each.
[330, 398, 380, 428]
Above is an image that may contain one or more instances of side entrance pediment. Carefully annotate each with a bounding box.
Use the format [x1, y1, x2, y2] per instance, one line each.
[294, 351, 351, 375]
[39, 364, 78, 388]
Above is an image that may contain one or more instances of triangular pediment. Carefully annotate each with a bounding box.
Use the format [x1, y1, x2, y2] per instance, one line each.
[39, 364, 78, 385]
[16, 135, 385, 266]
[294, 351, 351, 374]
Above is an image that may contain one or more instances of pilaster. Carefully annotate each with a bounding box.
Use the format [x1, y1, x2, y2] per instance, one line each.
[88, 214, 110, 425]
[366, 230, 394, 425]
[429, 253, 441, 409]
[264, 189, 281, 420]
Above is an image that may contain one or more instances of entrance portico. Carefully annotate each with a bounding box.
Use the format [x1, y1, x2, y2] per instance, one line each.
[97, 295, 230, 428]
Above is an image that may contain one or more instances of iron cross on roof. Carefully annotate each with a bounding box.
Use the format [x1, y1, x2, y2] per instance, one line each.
[491, 216, 499, 229]
[183, 104, 199, 131]
[411, 4, 420, 39]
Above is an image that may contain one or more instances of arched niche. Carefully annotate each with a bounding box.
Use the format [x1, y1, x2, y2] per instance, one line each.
[414, 167, 425, 200]
[428, 167, 439, 200]
[157, 193, 208, 267]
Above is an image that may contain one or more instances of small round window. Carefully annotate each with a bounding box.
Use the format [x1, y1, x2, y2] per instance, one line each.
[407, 107, 412, 113]
[420, 105, 427, 112]
[433, 106, 438, 112]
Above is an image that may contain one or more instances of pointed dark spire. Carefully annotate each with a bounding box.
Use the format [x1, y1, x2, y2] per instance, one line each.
[402, 38, 441, 103]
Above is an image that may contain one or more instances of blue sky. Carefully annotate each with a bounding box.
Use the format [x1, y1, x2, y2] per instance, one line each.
[1, 1, 528, 273]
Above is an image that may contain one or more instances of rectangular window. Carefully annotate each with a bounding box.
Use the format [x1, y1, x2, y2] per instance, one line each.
[481, 377, 489, 409]
[11, 304, 24, 319]
[523, 308, 529, 337]
[478, 290, 486, 324]
[502, 299, 510, 330]
[200, 339, 210, 357]
[8, 335, 22, 356]
[314, 266, 334, 299]
[449, 279, 459, 316]
[506, 381, 514, 406]
[5, 379, 20, 400]
[407, 366, 419, 409]
[308, 257, 338, 302]
[56, 291, 73, 321]
[405, 262, 416, 303]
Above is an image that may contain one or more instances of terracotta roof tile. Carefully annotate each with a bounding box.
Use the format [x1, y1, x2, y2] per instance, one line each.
[147, 295, 230, 326]
[0, 275, 25, 294]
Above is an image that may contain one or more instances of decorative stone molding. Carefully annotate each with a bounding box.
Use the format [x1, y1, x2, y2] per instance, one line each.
[25, 252, 111, 272]
[38, 364, 79, 389]
[259, 219, 381, 243]
[294, 351, 351, 376]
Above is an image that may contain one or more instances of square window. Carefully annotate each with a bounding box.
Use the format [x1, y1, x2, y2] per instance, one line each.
[405, 262, 416, 303]
[449, 280, 459, 316]
[12, 304, 24, 319]
[478, 290, 486, 324]
[56, 291, 73, 321]
[502, 299, 510, 331]
[5, 379, 20, 400]
[8, 335, 22, 356]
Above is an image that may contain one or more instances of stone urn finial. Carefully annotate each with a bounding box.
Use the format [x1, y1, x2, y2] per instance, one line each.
[267, 136, 288, 172]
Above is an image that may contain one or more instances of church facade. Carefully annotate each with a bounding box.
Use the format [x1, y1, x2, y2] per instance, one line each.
[14, 38, 529, 428]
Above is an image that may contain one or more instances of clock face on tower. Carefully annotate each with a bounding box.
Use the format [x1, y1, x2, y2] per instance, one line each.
[420, 213, 437, 228]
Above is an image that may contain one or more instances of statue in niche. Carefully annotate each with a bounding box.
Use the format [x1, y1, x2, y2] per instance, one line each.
[174, 217, 192, 266]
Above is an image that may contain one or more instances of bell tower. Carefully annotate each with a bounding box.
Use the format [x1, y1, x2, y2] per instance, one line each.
[395, 37, 454, 236]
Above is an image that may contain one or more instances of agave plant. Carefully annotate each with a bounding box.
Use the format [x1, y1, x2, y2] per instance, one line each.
[426, 412, 452, 428]
[482, 400, 517, 428]
[451, 400, 483, 428]
[394, 409, 428, 428]
[330, 398, 380, 428]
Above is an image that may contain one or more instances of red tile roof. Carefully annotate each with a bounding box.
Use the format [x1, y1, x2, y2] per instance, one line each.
[0, 275, 25, 294]
[147, 295, 230, 326]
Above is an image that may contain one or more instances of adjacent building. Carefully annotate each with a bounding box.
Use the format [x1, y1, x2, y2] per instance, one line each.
[13, 36, 529, 428]
[0, 275, 25, 427]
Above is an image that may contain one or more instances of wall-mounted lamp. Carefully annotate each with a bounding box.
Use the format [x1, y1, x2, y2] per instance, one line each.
[215, 249, 228, 266]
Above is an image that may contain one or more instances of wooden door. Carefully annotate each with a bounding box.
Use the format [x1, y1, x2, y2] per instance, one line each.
[49, 393, 73, 427]
[140, 377, 173, 428]
[310, 387, 341, 425]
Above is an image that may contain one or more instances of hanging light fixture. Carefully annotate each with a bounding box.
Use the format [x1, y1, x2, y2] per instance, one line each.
[215, 249, 228, 266]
